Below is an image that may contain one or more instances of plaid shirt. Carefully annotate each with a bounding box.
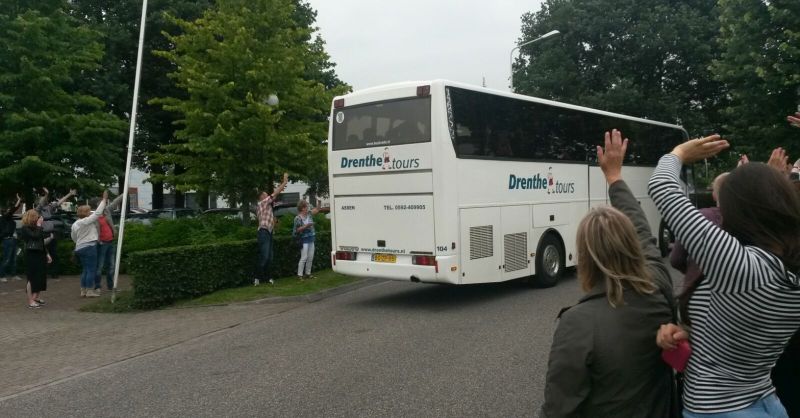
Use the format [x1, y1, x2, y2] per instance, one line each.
[257, 195, 275, 232]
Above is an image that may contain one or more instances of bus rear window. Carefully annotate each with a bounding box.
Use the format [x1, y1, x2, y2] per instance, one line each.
[332, 97, 431, 151]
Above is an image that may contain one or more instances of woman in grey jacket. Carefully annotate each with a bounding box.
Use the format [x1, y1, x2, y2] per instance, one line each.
[71, 191, 107, 298]
[540, 130, 675, 418]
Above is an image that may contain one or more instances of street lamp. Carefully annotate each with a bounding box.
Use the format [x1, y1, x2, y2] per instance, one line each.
[509, 30, 561, 90]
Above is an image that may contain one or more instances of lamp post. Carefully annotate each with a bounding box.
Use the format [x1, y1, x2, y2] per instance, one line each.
[509, 30, 561, 91]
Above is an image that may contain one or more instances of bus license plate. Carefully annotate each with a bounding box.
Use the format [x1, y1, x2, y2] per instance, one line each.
[373, 253, 397, 263]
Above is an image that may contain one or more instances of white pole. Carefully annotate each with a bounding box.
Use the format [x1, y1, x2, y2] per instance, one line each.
[112, 0, 148, 303]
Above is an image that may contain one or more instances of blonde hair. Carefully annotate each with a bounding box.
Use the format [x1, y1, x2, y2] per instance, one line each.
[21, 209, 40, 227]
[76, 205, 92, 218]
[576, 206, 656, 307]
[297, 200, 309, 211]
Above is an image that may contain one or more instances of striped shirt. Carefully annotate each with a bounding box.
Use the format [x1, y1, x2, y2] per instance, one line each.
[648, 154, 800, 413]
[257, 195, 275, 232]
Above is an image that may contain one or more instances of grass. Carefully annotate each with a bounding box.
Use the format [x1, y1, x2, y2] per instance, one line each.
[79, 269, 360, 313]
[176, 269, 359, 307]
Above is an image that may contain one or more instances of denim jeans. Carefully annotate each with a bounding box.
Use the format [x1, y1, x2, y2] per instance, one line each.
[75, 244, 98, 289]
[0, 237, 17, 278]
[96, 242, 115, 290]
[297, 241, 315, 276]
[256, 228, 274, 280]
[683, 393, 789, 418]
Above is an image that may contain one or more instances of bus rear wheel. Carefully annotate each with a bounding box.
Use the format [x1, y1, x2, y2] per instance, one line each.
[532, 233, 564, 288]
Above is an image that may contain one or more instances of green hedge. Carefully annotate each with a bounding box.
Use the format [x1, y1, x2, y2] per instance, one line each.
[128, 231, 331, 309]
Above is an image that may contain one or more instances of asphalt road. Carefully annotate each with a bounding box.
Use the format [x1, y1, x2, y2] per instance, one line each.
[1, 273, 588, 417]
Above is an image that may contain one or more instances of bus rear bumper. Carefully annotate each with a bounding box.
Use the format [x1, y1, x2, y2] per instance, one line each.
[331, 253, 460, 284]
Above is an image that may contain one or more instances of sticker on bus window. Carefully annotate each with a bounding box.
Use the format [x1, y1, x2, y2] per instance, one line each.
[335, 112, 344, 124]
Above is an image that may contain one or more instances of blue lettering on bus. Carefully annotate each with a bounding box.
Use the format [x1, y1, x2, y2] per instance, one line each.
[340, 155, 420, 170]
[340, 155, 383, 169]
[509, 174, 574, 193]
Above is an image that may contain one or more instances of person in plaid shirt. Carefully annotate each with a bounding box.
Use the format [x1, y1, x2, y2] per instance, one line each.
[254, 172, 288, 285]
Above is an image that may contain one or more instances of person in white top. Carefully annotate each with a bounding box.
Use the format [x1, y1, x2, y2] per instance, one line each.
[71, 190, 107, 297]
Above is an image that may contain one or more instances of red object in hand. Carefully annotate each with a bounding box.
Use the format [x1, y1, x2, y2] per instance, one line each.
[662, 340, 692, 372]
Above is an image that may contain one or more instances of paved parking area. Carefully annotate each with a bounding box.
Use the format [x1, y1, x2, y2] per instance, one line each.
[0, 275, 302, 399]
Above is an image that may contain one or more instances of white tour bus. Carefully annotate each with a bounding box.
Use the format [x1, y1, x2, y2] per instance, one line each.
[327, 80, 688, 286]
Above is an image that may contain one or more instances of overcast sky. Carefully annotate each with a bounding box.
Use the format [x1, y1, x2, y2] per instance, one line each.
[308, 0, 544, 92]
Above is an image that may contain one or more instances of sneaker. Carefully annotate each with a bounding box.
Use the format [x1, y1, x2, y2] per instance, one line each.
[0, 278, 7, 283]
[86, 290, 101, 298]
[11, 276, 22, 281]
[80, 288, 87, 298]
[253, 279, 260, 286]
[27, 302, 41, 309]
[35, 299, 46, 305]
[305, 274, 317, 280]
[268, 279, 275, 285]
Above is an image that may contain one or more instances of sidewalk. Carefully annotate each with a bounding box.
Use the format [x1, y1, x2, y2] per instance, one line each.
[0, 274, 304, 399]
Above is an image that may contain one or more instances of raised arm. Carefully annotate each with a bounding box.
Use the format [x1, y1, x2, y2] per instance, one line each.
[55, 189, 76, 207]
[270, 172, 289, 200]
[107, 193, 124, 212]
[599, 130, 671, 290]
[647, 136, 762, 292]
[3, 194, 21, 218]
[83, 191, 108, 223]
[598, 130, 661, 261]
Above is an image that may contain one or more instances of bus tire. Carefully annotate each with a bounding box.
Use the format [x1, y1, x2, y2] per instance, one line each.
[533, 233, 564, 288]
[658, 220, 674, 258]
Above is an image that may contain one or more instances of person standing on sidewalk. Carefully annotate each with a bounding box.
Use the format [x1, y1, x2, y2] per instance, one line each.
[254, 172, 288, 286]
[293, 200, 319, 280]
[36, 187, 76, 279]
[71, 191, 107, 298]
[0, 194, 22, 283]
[95, 193, 123, 292]
[18, 210, 53, 308]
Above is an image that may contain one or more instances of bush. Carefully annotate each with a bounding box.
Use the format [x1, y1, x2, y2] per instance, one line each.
[128, 232, 331, 309]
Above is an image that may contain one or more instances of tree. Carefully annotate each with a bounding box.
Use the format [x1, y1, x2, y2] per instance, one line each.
[515, 0, 725, 136]
[69, 0, 214, 208]
[712, 0, 800, 160]
[151, 0, 347, 218]
[0, 0, 126, 205]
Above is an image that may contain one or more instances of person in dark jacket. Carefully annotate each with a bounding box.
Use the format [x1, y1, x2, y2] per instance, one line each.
[540, 130, 675, 418]
[18, 209, 53, 308]
[0, 194, 22, 282]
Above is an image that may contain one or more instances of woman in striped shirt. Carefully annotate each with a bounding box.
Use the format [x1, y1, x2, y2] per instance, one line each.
[649, 135, 800, 418]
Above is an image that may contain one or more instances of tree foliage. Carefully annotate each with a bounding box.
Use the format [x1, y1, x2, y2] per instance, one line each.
[69, 0, 213, 206]
[151, 0, 347, 211]
[0, 0, 126, 204]
[711, 0, 800, 159]
[515, 0, 724, 136]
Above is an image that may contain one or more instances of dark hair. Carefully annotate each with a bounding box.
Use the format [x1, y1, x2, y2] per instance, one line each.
[719, 163, 800, 271]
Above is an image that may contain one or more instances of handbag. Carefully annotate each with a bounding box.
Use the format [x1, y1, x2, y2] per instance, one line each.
[25, 238, 44, 252]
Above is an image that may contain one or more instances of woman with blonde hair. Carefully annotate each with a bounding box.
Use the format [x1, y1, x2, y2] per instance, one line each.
[18, 209, 53, 308]
[540, 130, 675, 418]
[71, 190, 107, 297]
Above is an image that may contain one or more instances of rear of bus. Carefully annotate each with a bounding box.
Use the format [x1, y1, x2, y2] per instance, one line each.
[328, 83, 450, 283]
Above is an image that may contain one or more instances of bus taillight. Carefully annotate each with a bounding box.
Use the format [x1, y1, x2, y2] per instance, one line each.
[335, 251, 356, 261]
[416, 85, 430, 97]
[412, 255, 438, 272]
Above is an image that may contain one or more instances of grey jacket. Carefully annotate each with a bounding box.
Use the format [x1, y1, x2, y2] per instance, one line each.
[540, 180, 675, 418]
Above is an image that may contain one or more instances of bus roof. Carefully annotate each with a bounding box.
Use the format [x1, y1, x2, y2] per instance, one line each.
[334, 79, 688, 134]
